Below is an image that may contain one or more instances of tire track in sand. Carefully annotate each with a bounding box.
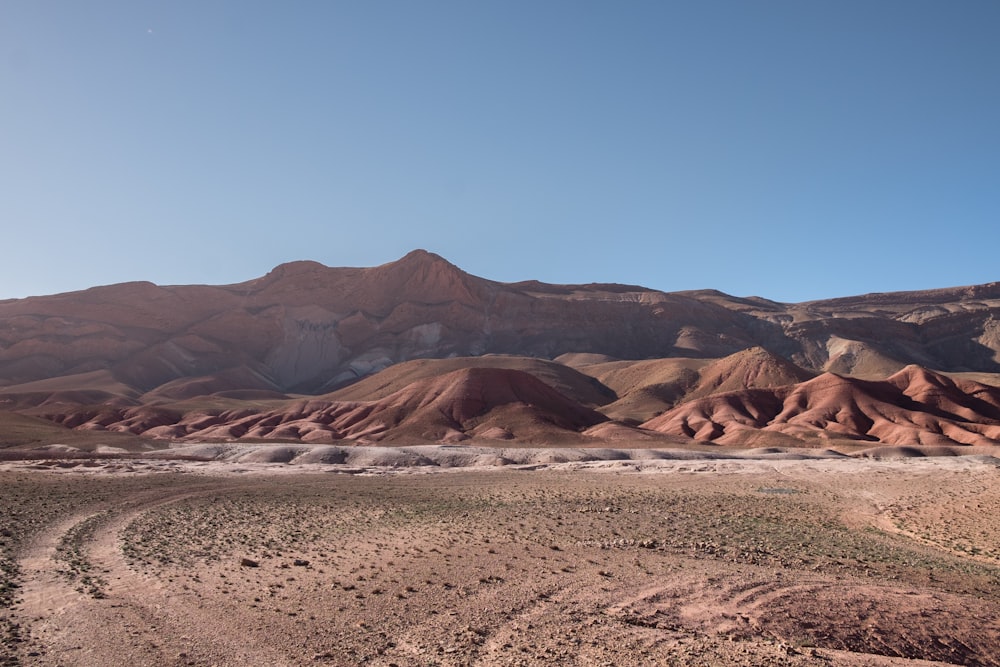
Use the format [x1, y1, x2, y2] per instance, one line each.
[14, 483, 297, 666]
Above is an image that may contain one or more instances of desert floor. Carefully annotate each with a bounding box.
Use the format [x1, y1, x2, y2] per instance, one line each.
[1, 452, 999, 666]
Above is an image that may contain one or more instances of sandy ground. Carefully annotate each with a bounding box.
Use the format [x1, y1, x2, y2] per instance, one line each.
[1, 448, 999, 666]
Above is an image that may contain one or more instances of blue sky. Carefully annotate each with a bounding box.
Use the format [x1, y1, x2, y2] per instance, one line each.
[2, 1, 997, 302]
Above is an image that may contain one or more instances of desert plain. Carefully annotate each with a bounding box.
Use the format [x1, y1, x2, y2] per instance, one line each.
[3, 254, 1000, 665]
[1, 449, 999, 667]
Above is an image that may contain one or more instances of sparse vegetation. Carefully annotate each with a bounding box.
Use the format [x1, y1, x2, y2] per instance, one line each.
[54, 512, 111, 598]
[1, 459, 999, 666]
[0, 475, 123, 665]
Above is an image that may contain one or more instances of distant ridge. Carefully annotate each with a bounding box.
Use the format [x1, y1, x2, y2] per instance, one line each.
[1, 250, 999, 450]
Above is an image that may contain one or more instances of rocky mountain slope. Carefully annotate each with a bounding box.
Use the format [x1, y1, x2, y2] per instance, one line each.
[2, 250, 999, 450]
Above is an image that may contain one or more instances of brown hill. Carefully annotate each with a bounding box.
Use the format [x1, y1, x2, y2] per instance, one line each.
[686, 347, 814, 400]
[324, 355, 616, 408]
[44, 367, 611, 446]
[573, 347, 811, 424]
[577, 358, 707, 423]
[140, 366, 288, 402]
[325, 366, 609, 444]
[643, 366, 1000, 448]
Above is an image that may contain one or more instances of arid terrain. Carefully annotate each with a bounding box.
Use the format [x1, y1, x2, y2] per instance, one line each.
[2, 254, 1000, 665]
[1, 452, 999, 666]
[3, 251, 1000, 451]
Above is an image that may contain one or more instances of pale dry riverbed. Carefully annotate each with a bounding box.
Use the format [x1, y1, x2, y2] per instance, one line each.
[1, 448, 999, 666]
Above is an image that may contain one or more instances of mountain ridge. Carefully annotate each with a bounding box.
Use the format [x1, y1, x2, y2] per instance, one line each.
[2, 250, 999, 451]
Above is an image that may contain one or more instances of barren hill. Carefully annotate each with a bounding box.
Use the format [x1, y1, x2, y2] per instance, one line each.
[643, 366, 1000, 448]
[2, 250, 1000, 450]
[0, 250, 766, 395]
[34, 367, 611, 447]
[324, 355, 616, 408]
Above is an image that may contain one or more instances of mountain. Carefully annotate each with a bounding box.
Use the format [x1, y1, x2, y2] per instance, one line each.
[0, 250, 764, 395]
[1, 250, 1000, 451]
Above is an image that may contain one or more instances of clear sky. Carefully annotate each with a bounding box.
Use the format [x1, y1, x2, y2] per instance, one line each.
[2, 1, 998, 303]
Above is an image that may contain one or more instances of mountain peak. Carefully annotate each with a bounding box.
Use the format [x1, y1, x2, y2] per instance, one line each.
[362, 249, 482, 305]
[378, 249, 464, 274]
[397, 248, 448, 264]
